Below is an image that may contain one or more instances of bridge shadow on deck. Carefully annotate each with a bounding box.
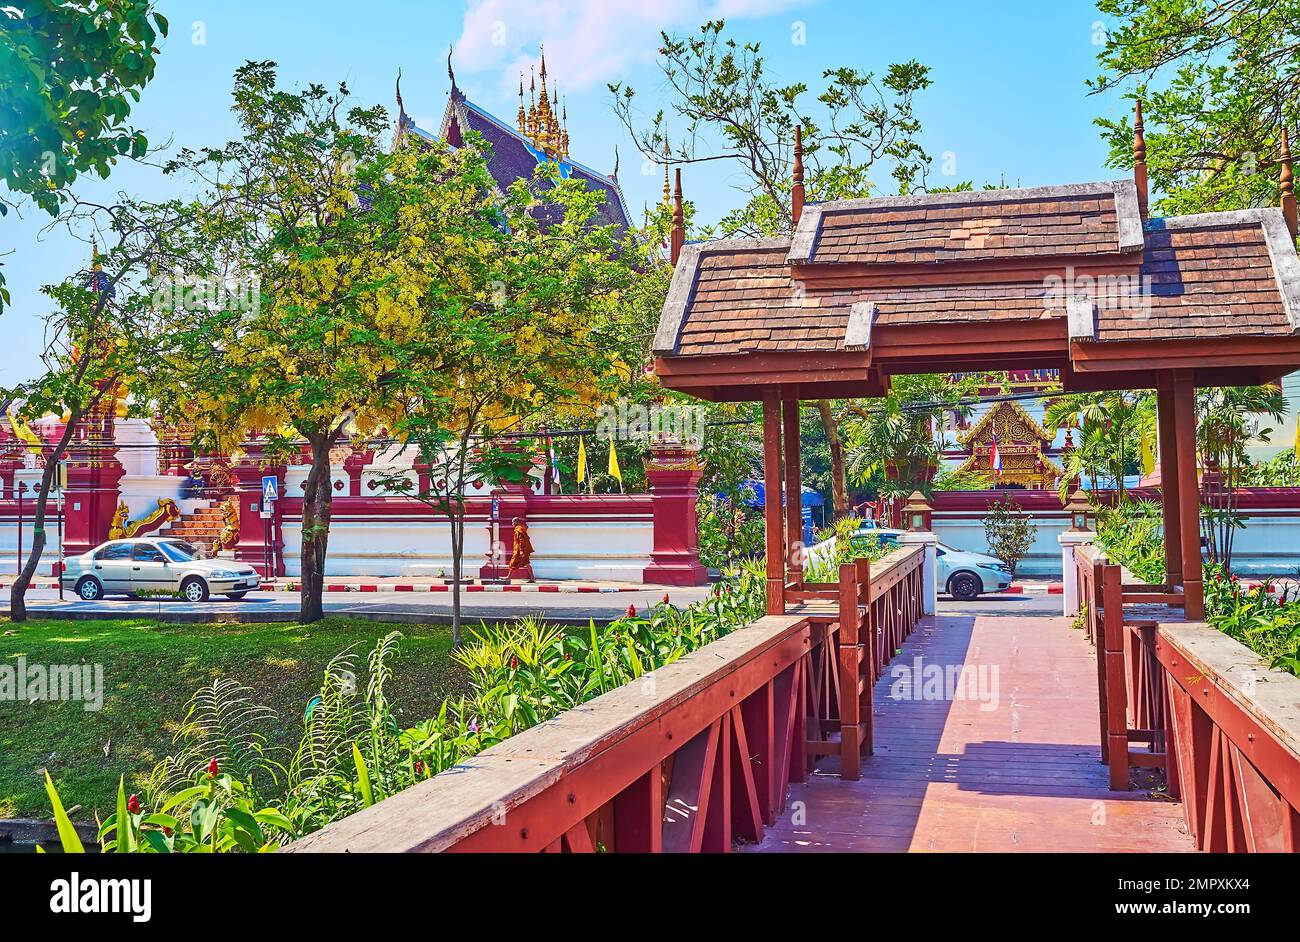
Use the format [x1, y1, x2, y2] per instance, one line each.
[749, 613, 1193, 853]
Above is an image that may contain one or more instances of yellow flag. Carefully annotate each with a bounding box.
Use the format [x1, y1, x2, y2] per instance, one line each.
[608, 435, 622, 483]
[1140, 429, 1156, 476]
[6, 407, 44, 454]
[576, 435, 588, 489]
[1294, 418, 1300, 460]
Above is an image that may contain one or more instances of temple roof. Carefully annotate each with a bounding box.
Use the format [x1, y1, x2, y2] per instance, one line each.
[653, 181, 1300, 398]
[402, 85, 631, 236]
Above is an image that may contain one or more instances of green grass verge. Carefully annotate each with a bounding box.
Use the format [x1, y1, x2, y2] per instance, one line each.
[0, 616, 468, 821]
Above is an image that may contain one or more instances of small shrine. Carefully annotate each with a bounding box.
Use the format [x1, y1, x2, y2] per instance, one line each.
[954, 401, 1062, 490]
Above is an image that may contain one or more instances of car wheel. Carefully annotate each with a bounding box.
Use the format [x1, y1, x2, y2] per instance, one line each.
[75, 577, 104, 601]
[180, 577, 210, 603]
[225, 591, 248, 600]
[948, 572, 981, 602]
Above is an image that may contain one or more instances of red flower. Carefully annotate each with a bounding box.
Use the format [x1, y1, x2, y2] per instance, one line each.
[626, 604, 637, 618]
[162, 826, 172, 837]
[414, 761, 424, 774]
[207, 758, 219, 778]
[509, 655, 518, 670]
[662, 593, 670, 605]
[564, 652, 572, 661]
[126, 794, 141, 814]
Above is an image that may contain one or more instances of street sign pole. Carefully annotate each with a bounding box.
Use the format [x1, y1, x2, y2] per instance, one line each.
[56, 461, 66, 600]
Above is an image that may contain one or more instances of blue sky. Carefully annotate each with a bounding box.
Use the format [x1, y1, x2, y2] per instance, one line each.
[0, 1, 1242, 393]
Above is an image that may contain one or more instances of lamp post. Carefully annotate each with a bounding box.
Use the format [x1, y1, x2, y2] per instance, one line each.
[898, 490, 938, 615]
[1064, 487, 1091, 532]
[1058, 486, 1096, 617]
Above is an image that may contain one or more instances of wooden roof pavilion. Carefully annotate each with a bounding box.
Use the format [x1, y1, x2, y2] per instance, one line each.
[653, 114, 1300, 622]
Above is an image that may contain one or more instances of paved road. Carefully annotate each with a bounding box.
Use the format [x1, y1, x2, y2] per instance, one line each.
[0, 585, 715, 625]
[2, 585, 1061, 623]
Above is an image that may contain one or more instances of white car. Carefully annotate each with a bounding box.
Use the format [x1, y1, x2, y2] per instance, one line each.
[61, 538, 262, 602]
[936, 543, 1012, 600]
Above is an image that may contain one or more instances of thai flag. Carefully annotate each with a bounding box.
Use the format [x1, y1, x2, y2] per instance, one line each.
[990, 433, 1003, 477]
[547, 434, 562, 493]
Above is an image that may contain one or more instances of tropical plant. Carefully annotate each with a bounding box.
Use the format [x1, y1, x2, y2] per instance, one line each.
[1044, 391, 1153, 500]
[1197, 385, 1287, 571]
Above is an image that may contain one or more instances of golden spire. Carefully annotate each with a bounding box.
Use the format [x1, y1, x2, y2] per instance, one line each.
[534, 47, 557, 155]
[517, 75, 526, 134]
[527, 68, 537, 137]
[561, 99, 569, 157]
[661, 139, 671, 205]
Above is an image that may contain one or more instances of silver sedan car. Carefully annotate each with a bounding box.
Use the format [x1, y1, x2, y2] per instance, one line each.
[61, 538, 262, 602]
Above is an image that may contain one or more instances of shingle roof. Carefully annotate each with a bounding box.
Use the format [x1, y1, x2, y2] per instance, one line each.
[654, 185, 1300, 361]
[1093, 210, 1300, 342]
[788, 181, 1143, 266]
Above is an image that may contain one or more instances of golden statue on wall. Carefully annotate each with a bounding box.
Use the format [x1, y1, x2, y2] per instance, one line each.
[211, 497, 240, 555]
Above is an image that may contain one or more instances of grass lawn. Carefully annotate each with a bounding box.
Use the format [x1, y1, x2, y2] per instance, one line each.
[0, 616, 468, 821]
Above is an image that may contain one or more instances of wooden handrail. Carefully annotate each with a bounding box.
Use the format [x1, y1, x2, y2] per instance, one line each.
[1157, 622, 1300, 851]
[290, 544, 928, 854]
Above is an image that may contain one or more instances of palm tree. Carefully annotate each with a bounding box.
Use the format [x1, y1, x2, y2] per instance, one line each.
[1044, 391, 1154, 503]
[1197, 385, 1287, 571]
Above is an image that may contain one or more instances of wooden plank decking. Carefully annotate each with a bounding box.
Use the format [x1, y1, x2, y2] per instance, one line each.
[750, 614, 1195, 853]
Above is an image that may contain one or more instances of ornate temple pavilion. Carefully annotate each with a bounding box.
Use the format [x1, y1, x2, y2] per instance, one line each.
[653, 116, 1300, 621]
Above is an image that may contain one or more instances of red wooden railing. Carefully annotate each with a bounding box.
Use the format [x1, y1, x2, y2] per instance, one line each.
[288, 545, 926, 853]
[1075, 544, 1174, 789]
[1075, 543, 1300, 851]
[1157, 624, 1300, 852]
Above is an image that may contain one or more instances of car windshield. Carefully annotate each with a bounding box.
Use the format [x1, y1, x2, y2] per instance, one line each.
[158, 540, 200, 563]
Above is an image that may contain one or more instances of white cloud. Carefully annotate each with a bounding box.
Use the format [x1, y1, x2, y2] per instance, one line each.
[452, 0, 813, 97]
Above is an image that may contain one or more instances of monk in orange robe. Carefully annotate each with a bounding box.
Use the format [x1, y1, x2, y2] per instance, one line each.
[506, 518, 534, 581]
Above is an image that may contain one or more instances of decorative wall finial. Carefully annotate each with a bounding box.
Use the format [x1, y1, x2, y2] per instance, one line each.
[1282, 125, 1297, 239]
[447, 45, 457, 90]
[792, 124, 806, 226]
[611, 145, 619, 182]
[662, 139, 671, 206]
[1133, 100, 1149, 219]
[671, 168, 685, 265]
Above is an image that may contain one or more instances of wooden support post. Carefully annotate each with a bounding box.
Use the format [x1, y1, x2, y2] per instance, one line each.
[762, 390, 785, 615]
[1155, 375, 1183, 589]
[782, 396, 803, 591]
[613, 766, 664, 852]
[1172, 371, 1205, 620]
[856, 556, 874, 756]
[837, 562, 862, 780]
[1102, 564, 1130, 790]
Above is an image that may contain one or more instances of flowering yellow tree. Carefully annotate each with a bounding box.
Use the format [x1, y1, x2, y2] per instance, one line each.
[149, 62, 438, 622]
[372, 135, 651, 643]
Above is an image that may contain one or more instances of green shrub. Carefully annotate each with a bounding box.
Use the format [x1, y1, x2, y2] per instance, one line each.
[44, 562, 769, 852]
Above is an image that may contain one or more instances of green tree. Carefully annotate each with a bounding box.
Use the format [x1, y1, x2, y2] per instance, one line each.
[610, 19, 936, 518]
[0, 1, 166, 305]
[370, 136, 645, 644]
[1, 235, 166, 620]
[146, 62, 432, 623]
[1044, 391, 1154, 501]
[1090, 0, 1298, 218]
[983, 495, 1038, 579]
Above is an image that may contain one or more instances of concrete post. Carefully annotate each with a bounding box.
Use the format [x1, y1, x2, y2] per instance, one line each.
[899, 530, 939, 615]
[1058, 528, 1097, 617]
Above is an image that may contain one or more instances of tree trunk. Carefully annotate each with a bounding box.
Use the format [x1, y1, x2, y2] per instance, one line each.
[817, 400, 849, 518]
[298, 437, 335, 624]
[449, 501, 464, 648]
[9, 406, 83, 623]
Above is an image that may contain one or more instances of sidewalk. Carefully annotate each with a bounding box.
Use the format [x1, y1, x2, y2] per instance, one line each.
[0, 575, 663, 593]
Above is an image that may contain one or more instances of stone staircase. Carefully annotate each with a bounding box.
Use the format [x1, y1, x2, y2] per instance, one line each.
[158, 501, 227, 550]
